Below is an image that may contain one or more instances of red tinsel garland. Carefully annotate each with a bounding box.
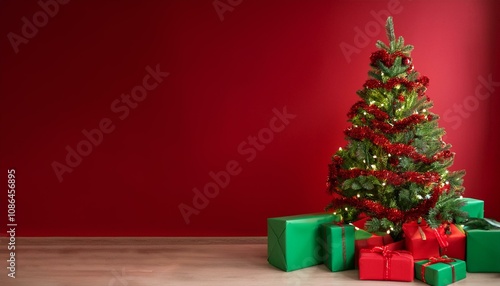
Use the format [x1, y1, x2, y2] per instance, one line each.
[369, 50, 411, 70]
[336, 168, 441, 187]
[347, 101, 427, 133]
[344, 126, 454, 164]
[363, 77, 421, 91]
[326, 184, 446, 223]
[347, 101, 388, 121]
[327, 155, 441, 192]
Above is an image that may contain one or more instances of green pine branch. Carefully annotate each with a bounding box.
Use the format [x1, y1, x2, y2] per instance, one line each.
[377, 16, 414, 54]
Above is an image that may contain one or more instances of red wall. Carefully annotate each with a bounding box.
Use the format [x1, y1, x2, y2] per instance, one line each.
[1, 0, 499, 236]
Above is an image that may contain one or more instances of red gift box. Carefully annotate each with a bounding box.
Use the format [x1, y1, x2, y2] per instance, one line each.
[359, 246, 414, 281]
[355, 232, 399, 268]
[403, 220, 439, 260]
[403, 221, 465, 260]
[438, 224, 465, 260]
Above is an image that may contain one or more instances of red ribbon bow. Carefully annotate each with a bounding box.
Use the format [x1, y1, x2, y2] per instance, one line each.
[426, 256, 455, 264]
[369, 246, 395, 257]
[420, 256, 456, 283]
[366, 246, 411, 257]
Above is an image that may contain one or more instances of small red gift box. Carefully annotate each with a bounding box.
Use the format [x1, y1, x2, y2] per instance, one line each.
[403, 221, 465, 260]
[355, 231, 401, 268]
[359, 246, 414, 281]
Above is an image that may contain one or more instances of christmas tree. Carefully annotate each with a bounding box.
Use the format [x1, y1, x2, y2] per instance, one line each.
[326, 17, 466, 240]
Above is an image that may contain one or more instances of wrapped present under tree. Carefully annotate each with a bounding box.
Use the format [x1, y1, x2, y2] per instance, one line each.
[463, 218, 500, 273]
[359, 246, 414, 282]
[456, 197, 484, 223]
[415, 256, 466, 286]
[403, 220, 465, 260]
[267, 213, 338, 271]
[320, 222, 355, 272]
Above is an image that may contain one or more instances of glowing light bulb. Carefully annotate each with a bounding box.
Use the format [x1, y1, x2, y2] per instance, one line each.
[333, 212, 337, 215]
[363, 160, 366, 163]
[345, 207, 348, 211]
[422, 109, 427, 112]
[445, 170, 449, 174]
[382, 182, 386, 186]
[339, 147, 343, 151]
[388, 154, 391, 157]
[445, 181, 449, 185]
[357, 194, 360, 198]
[386, 230, 391, 234]
[371, 164, 377, 170]
[373, 155, 377, 158]
[459, 195, 463, 199]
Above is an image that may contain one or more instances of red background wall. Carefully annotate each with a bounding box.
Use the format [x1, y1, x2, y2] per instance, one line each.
[1, 0, 499, 236]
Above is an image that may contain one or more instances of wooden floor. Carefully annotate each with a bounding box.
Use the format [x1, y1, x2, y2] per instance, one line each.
[0, 237, 498, 285]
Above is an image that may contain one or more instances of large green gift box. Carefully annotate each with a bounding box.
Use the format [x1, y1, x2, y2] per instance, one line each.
[456, 198, 484, 223]
[320, 223, 355, 272]
[465, 228, 500, 272]
[267, 213, 337, 271]
[414, 258, 466, 286]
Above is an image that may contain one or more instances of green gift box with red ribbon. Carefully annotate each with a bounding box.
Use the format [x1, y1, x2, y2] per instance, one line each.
[320, 222, 355, 272]
[414, 256, 466, 286]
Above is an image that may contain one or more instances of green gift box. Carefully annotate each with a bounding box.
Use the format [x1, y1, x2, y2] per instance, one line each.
[320, 223, 355, 272]
[414, 257, 466, 286]
[456, 198, 484, 223]
[465, 228, 500, 272]
[267, 213, 338, 271]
